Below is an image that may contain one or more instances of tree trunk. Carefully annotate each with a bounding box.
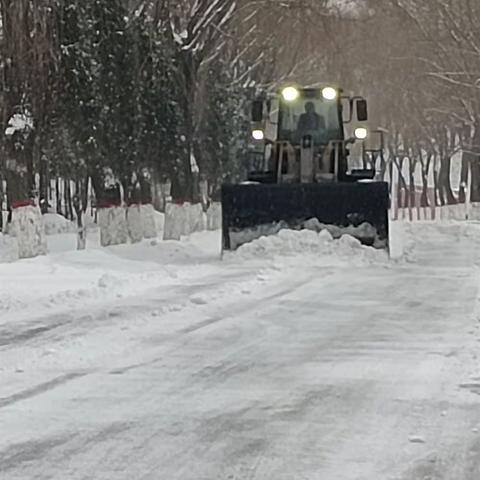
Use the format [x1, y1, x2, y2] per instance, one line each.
[0, 170, 4, 232]
[433, 167, 441, 206]
[91, 168, 127, 246]
[65, 178, 74, 220]
[178, 51, 198, 201]
[439, 156, 456, 204]
[471, 158, 480, 202]
[469, 126, 480, 201]
[123, 174, 143, 243]
[394, 158, 408, 208]
[73, 193, 86, 250]
[55, 177, 62, 214]
[408, 157, 416, 210]
[458, 151, 470, 203]
[39, 154, 49, 214]
[419, 153, 431, 208]
[5, 165, 30, 207]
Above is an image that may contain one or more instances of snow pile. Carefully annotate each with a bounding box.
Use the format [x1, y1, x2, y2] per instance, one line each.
[43, 213, 77, 235]
[230, 218, 385, 250]
[234, 228, 387, 264]
[229, 222, 285, 249]
[302, 218, 384, 247]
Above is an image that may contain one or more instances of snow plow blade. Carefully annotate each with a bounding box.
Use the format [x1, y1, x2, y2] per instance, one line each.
[221, 182, 390, 251]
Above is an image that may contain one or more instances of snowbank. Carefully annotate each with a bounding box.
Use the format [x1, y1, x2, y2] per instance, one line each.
[0, 228, 222, 324]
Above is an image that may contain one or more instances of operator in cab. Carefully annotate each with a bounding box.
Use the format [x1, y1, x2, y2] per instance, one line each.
[295, 101, 326, 144]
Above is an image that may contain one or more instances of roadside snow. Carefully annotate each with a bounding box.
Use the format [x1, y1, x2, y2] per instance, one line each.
[2, 221, 480, 479]
[0, 230, 221, 325]
[0, 220, 392, 327]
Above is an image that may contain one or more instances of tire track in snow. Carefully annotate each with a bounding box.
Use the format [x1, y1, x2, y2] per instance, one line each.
[0, 371, 89, 409]
[107, 273, 319, 376]
[0, 269, 257, 349]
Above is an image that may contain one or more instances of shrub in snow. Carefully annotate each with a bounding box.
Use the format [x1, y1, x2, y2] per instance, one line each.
[207, 202, 222, 230]
[141, 204, 157, 239]
[126, 205, 143, 243]
[11, 205, 48, 259]
[98, 206, 128, 247]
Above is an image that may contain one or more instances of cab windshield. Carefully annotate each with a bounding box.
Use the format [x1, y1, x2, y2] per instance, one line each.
[278, 93, 342, 146]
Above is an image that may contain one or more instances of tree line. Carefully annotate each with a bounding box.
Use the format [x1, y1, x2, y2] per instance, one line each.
[0, 0, 258, 227]
[1, 0, 480, 230]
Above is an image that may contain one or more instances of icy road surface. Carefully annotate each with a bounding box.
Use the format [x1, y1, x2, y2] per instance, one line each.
[2, 223, 480, 479]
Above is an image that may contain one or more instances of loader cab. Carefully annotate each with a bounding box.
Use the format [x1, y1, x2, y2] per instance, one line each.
[249, 85, 378, 184]
[277, 88, 343, 147]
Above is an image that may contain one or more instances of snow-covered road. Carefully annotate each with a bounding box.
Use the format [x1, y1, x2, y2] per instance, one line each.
[2, 223, 480, 479]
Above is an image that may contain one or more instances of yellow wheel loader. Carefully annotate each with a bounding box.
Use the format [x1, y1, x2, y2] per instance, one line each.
[221, 84, 389, 250]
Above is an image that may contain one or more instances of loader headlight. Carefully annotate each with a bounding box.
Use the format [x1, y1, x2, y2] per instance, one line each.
[252, 129, 265, 140]
[281, 86, 300, 102]
[322, 87, 338, 101]
[354, 127, 368, 140]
